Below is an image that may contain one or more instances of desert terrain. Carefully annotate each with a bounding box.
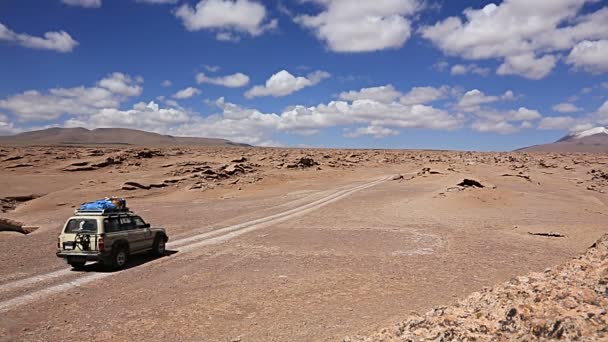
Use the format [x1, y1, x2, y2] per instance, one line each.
[0, 144, 607, 341]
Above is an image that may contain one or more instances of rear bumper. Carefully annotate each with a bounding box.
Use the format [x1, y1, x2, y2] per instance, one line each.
[56, 250, 109, 262]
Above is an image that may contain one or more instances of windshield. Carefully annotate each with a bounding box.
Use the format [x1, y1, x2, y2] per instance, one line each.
[64, 219, 98, 234]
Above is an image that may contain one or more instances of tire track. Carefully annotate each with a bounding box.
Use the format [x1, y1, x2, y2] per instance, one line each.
[0, 175, 391, 313]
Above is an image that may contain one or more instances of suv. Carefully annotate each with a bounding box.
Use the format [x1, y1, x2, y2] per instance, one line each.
[56, 208, 168, 270]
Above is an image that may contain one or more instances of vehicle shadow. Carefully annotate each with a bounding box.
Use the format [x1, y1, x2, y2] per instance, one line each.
[72, 250, 178, 273]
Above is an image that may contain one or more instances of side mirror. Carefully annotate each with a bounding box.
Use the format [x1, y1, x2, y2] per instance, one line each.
[142, 223, 151, 229]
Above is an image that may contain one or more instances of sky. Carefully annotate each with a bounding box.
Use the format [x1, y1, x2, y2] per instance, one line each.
[0, 0, 607, 151]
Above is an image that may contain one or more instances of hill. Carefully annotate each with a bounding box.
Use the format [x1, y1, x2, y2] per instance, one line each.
[0, 127, 250, 147]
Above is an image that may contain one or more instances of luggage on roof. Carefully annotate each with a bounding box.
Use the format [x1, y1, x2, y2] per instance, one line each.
[78, 197, 126, 212]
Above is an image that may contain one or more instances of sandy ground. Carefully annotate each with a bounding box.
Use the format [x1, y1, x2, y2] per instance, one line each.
[0, 146, 607, 341]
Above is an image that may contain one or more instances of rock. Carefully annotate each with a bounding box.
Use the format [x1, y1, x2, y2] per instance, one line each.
[231, 157, 247, 163]
[224, 164, 245, 175]
[392, 174, 404, 181]
[286, 157, 319, 169]
[2, 155, 23, 162]
[457, 179, 485, 188]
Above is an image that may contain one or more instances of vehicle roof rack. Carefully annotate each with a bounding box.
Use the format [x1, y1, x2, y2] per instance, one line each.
[74, 208, 132, 216]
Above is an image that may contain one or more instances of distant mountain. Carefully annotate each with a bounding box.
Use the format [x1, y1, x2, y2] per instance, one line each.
[518, 127, 608, 153]
[0, 127, 251, 147]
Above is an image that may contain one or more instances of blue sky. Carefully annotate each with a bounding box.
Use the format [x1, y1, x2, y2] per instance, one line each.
[0, 0, 607, 151]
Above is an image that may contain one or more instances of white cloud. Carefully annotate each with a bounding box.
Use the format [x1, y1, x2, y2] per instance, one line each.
[295, 0, 421, 52]
[472, 120, 518, 134]
[456, 89, 514, 112]
[594, 100, 608, 124]
[65, 101, 191, 135]
[0, 113, 17, 135]
[135, 0, 177, 4]
[62, 0, 101, 8]
[552, 102, 581, 113]
[204, 65, 221, 72]
[538, 116, 577, 130]
[0, 72, 141, 121]
[173, 87, 201, 99]
[496, 53, 557, 80]
[97, 73, 143, 97]
[566, 40, 608, 73]
[420, 1, 608, 79]
[344, 126, 399, 139]
[196, 72, 250, 88]
[161, 80, 172, 87]
[175, 0, 277, 40]
[0, 22, 78, 53]
[450, 63, 489, 76]
[245, 70, 330, 98]
[339, 85, 401, 103]
[400, 86, 448, 105]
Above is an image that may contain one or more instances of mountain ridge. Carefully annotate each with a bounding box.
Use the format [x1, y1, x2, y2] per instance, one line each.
[0, 127, 251, 147]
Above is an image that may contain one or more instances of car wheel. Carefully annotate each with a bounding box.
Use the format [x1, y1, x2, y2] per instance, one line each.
[152, 236, 166, 257]
[69, 261, 86, 270]
[111, 247, 128, 270]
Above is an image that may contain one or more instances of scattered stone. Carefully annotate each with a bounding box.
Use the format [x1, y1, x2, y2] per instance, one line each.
[355, 234, 608, 341]
[528, 232, 567, 238]
[285, 157, 319, 169]
[2, 155, 23, 162]
[392, 174, 404, 181]
[5, 163, 34, 169]
[231, 157, 247, 163]
[458, 179, 485, 188]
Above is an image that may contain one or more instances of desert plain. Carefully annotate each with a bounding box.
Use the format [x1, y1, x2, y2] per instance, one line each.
[0, 145, 607, 341]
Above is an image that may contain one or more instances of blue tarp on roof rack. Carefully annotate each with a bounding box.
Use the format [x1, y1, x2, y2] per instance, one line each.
[79, 198, 126, 211]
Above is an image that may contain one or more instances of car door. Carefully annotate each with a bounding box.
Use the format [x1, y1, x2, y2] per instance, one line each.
[132, 216, 153, 250]
[119, 216, 144, 252]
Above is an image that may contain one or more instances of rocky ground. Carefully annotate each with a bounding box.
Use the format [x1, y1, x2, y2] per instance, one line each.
[1, 145, 608, 341]
[350, 234, 608, 341]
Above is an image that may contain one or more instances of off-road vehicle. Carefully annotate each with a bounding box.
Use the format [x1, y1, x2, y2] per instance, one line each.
[56, 207, 168, 270]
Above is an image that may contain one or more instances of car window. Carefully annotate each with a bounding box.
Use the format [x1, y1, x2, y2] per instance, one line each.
[65, 219, 98, 234]
[104, 217, 121, 233]
[132, 216, 147, 228]
[119, 217, 135, 231]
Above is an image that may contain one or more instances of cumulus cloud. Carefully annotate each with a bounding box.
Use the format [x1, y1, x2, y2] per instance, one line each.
[339, 85, 401, 103]
[0, 22, 78, 53]
[472, 120, 518, 134]
[420, 1, 608, 78]
[295, 0, 421, 52]
[196, 72, 250, 88]
[161, 80, 172, 87]
[496, 53, 557, 80]
[344, 126, 399, 139]
[245, 70, 330, 98]
[0, 113, 17, 135]
[0, 72, 141, 121]
[538, 116, 577, 130]
[450, 64, 490, 76]
[400, 86, 449, 105]
[553, 102, 582, 113]
[566, 40, 608, 73]
[62, 0, 101, 8]
[594, 100, 608, 124]
[456, 89, 514, 112]
[172, 87, 201, 99]
[65, 101, 190, 132]
[175, 0, 277, 41]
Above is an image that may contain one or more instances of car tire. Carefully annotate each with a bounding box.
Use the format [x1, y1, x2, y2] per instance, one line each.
[152, 235, 166, 257]
[111, 246, 128, 270]
[69, 261, 86, 270]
